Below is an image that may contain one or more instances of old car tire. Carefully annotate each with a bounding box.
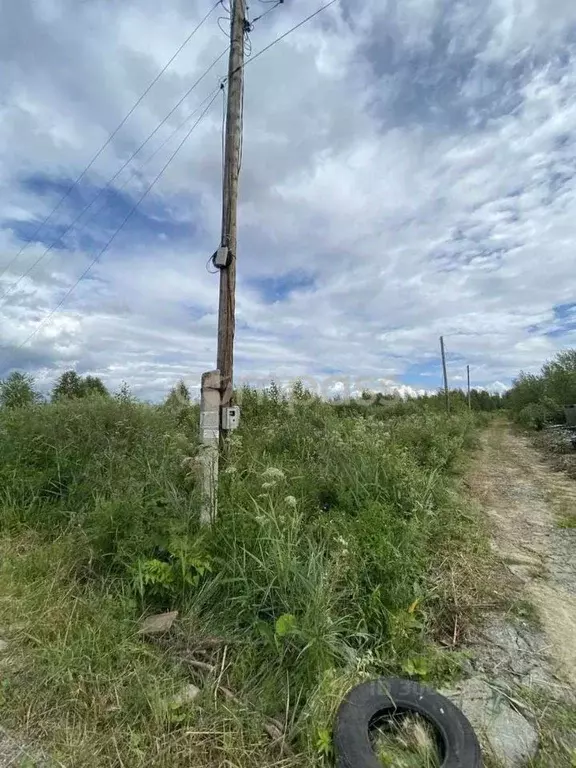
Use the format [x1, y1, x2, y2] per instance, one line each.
[334, 678, 482, 768]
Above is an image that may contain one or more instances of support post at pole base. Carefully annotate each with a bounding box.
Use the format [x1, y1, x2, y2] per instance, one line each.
[199, 370, 221, 526]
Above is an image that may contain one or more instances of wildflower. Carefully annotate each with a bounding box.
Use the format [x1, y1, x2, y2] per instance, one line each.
[262, 481, 276, 489]
[284, 495, 297, 508]
[224, 465, 237, 475]
[335, 535, 349, 548]
[229, 433, 243, 448]
[262, 467, 286, 481]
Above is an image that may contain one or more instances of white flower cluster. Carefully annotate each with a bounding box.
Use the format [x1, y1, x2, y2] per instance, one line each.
[334, 535, 349, 557]
[262, 467, 286, 481]
[259, 466, 287, 491]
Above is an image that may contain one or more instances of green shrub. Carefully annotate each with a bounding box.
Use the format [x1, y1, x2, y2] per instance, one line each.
[517, 402, 553, 430]
[506, 349, 576, 427]
[0, 398, 201, 566]
[0, 371, 42, 408]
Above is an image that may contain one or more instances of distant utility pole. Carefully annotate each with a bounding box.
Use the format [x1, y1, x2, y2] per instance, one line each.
[467, 364, 471, 411]
[440, 336, 450, 413]
[216, 0, 246, 433]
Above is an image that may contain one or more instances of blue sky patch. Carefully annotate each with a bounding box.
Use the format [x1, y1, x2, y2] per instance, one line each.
[4, 172, 198, 253]
[249, 271, 316, 304]
[546, 302, 576, 337]
[404, 360, 443, 387]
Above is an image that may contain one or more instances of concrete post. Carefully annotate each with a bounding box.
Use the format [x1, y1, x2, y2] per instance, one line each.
[199, 370, 220, 525]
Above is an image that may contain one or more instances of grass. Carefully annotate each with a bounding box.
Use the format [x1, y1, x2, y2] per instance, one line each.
[373, 715, 441, 767]
[0, 387, 492, 766]
[557, 516, 576, 529]
[520, 688, 576, 768]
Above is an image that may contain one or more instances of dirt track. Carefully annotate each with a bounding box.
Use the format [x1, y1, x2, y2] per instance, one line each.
[469, 422, 576, 688]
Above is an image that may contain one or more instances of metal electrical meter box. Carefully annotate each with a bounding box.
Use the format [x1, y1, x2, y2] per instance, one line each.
[222, 406, 241, 431]
[213, 246, 230, 268]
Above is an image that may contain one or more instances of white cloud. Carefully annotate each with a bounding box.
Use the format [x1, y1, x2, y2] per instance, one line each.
[2, 0, 576, 399]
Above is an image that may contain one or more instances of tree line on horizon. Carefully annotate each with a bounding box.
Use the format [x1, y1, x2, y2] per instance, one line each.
[0, 367, 505, 412]
[6, 349, 574, 423]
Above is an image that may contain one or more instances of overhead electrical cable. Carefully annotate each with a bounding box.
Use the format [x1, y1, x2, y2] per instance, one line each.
[0, 0, 221, 281]
[17, 89, 221, 349]
[1, 48, 229, 301]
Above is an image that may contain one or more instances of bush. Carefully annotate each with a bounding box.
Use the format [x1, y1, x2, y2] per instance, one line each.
[0, 397, 200, 566]
[506, 349, 576, 428]
[0, 371, 41, 408]
[517, 403, 552, 430]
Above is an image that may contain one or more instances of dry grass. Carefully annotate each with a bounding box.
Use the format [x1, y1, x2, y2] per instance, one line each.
[373, 714, 441, 768]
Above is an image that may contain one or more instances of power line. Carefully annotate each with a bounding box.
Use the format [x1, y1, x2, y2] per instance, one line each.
[238, 46, 246, 173]
[233, 0, 337, 175]
[242, 0, 285, 59]
[0, 0, 221, 282]
[16, 89, 221, 350]
[241, 0, 339, 72]
[218, 15, 231, 36]
[221, 81, 227, 191]
[4, 88, 222, 300]
[1, 0, 303, 300]
[251, 0, 284, 25]
[0, 48, 229, 302]
[11, 0, 340, 348]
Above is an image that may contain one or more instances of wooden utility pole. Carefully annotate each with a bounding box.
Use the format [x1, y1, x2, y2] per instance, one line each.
[217, 0, 245, 426]
[467, 364, 471, 411]
[440, 336, 450, 413]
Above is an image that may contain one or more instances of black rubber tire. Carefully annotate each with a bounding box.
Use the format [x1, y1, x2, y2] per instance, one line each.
[334, 678, 482, 768]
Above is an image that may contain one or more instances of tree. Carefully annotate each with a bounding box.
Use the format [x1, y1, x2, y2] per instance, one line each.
[83, 376, 109, 398]
[504, 350, 576, 425]
[115, 381, 135, 404]
[0, 371, 41, 408]
[469, 388, 503, 412]
[505, 371, 545, 414]
[52, 371, 109, 401]
[52, 370, 85, 401]
[542, 350, 576, 407]
[165, 380, 190, 408]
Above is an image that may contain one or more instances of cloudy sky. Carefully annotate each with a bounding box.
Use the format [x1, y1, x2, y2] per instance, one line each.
[1, 0, 576, 400]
